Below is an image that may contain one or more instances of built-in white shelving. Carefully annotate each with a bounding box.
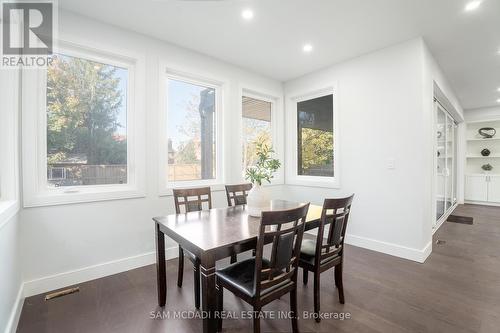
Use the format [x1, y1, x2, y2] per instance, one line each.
[465, 119, 500, 205]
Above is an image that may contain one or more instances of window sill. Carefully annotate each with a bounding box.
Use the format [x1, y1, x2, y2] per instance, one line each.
[286, 176, 340, 189]
[23, 186, 146, 208]
[159, 183, 226, 197]
[0, 200, 20, 230]
[158, 180, 285, 197]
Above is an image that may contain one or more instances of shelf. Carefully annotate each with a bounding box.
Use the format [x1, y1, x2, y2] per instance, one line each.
[467, 156, 500, 159]
[467, 137, 500, 142]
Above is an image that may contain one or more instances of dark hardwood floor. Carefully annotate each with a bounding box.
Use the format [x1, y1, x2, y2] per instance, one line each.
[17, 204, 500, 333]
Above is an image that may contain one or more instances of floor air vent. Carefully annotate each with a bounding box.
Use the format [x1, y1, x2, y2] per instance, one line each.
[45, 287, 80, 301]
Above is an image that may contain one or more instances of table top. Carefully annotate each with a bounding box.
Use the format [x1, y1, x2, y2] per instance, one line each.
[153, 200, 322, 252]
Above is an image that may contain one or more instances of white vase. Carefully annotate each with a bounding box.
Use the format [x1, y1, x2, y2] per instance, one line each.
[247, 184, 269, 217]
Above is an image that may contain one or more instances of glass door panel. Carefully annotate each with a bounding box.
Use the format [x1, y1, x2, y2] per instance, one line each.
[436, 105, 446, 221]
[445, 116, 454, 212]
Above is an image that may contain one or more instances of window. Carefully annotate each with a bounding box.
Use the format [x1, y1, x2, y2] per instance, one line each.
[297, 94, 334, 177]
[287, 88, 338, 188]
[22, 42, 145, 207]
[46, 54, 128, 187]
[242, 96, 272, 174]
[164, 73, 222, 187]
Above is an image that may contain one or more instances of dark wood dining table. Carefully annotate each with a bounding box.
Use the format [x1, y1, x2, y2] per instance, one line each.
[153, 199, 322, 333]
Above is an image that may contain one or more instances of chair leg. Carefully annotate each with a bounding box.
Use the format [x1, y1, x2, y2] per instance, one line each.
[335, 262, 345, 304]
[194, 261, 201, 309]
[290, 288, 299, 333]
[177, 246, 184, 287]
[314, 273, 321, 322]
[216, 283, 223, 332]
[303, 269, 308, 285]
[230, 254, 237, 264]
[253, 307, 261, 333]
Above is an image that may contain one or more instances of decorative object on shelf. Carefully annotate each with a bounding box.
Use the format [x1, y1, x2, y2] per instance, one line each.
[245, 139, 281, 217]
[481, 163, 493, 172]
[437, 151, 441, 157]
[478, 127, 496, 139]
[437, 131, 442, 139]
[481, 148, 491, 156]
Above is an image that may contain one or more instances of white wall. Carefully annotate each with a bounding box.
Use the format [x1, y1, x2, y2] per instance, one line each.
[464, 106, 500, 122]
[0, 67, 22, 332]
[0, 214, 23, 333]
[20, 10, 285, 297]
[421, 40, 465, 237]
[283, 39, 432, 262]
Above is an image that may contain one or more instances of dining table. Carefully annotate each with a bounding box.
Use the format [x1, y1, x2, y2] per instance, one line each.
[153, 199, 323, 333]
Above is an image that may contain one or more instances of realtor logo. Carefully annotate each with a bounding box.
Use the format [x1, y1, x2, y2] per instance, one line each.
[1, 1, 55, 67]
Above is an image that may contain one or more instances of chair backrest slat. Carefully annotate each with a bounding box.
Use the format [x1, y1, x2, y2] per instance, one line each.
[225, 183, 252, 206]
[173, 187, 212, 214]
[253, 203, 310, 298]
[315, 195, 354, 266]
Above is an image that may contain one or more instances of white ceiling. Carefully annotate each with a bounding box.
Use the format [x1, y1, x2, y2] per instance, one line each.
[58, 0, 500, 110]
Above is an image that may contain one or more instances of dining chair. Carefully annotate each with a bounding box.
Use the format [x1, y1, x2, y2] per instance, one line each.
[299, 194, 354, 322]
[173, 187, 212, 309]
[225, 183, 253, 263]
[216, 203, 310, 333]
[225, 183, 252, 207]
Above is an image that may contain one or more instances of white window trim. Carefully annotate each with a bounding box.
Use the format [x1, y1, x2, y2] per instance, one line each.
[239, 86, 284, 186]
[158, 66, 226, 195]
[0, 67, 20, 226]
[22, 40, 146, 207]
[286, 84, 340, 188]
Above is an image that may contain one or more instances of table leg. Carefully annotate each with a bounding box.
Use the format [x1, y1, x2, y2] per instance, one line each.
[200, 255, 217, 333]
[155, 222, 166, 306]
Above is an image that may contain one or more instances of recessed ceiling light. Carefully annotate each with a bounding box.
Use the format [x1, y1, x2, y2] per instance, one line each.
[303, 44, 313, 53]
[465, 0, 482, 11]
[497, 87, 500, 92]
[241, 9, 254, 20]
[497, 98, 500, 103]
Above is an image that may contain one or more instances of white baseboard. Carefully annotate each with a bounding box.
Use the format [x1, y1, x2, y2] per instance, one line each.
[5, 283, 24, 333]
[464, 200, 500, 207]
[23, 246, 179, 297]
[345, 234, 432, 263]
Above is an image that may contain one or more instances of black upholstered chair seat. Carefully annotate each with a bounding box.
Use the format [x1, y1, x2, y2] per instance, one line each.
[300, 239, 317, 257]
[216, 258, 272, 297]
[299, 239, 342, 266]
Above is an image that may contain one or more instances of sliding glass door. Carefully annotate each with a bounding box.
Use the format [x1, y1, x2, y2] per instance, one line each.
[435, 102, 457, 225]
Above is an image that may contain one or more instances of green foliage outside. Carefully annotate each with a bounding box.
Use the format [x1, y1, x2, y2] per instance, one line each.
[46, 54, 127, 165]
[300, 128, 333, 172]
[243, 117, 272, 171]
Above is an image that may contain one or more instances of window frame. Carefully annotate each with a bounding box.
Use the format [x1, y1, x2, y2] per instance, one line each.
[240, 87, 284, 185]
[22, 40, 146, 207]
[286, 85, 340, 188]
[158, 67, 225, 194]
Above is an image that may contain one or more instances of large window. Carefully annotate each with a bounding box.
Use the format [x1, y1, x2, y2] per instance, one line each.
[165, 76, 219, 184]
[297, 94, 334, 177]
[287, 88, 337, 188]
[242, 95, 272, 174]
[22, 43, 145, 207]
[46, 54, 128, 187]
